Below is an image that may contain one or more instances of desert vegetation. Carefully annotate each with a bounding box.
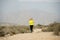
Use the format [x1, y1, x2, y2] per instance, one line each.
[41, 22, 60, 36]
[0, 22, 60, 37]
[0, 25, 30, 37]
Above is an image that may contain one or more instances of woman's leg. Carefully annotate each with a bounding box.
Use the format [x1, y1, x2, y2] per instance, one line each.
[30, 25, 33, 33]
[30, 25, 32, 32]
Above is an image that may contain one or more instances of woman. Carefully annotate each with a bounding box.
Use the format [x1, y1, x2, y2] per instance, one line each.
[29, 18, 34, 33]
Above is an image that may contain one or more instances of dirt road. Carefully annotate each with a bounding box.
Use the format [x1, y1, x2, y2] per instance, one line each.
[0, 32, 60, 40]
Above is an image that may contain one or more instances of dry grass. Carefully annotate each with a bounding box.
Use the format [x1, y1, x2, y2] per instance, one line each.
[0, 25, 30, 37]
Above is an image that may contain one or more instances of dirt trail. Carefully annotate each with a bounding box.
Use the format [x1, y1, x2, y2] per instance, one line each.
[0, 29, 60, 40]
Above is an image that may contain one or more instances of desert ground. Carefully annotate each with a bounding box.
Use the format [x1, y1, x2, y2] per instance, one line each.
[0, 29, 60, 40]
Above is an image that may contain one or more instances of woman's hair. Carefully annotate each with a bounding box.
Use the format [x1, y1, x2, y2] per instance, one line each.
[29, 18, 33, 20]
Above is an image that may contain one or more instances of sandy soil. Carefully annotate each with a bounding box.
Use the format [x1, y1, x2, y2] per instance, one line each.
[0, 29, 60, 40]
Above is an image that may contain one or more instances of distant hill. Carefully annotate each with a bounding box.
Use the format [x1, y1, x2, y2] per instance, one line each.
[0, 22, 17, 26]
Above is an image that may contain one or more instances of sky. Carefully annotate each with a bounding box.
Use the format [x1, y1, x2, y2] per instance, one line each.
[0, 0, 60, 25]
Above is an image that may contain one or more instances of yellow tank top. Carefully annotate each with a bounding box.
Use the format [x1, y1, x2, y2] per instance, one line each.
[29, 20, 34, 25]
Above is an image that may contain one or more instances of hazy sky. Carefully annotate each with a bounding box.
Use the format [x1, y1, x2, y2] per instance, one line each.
[0, 0, 60, 25]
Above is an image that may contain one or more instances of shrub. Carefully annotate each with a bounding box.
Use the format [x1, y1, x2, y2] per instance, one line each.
[0, 31, 5, 37]
[0, 25, 30, 37]
[47, 27, 54, 32]
[46, 22, 60, 36]
[41, 27, 48, 32]
[53, 24, 60, 35]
